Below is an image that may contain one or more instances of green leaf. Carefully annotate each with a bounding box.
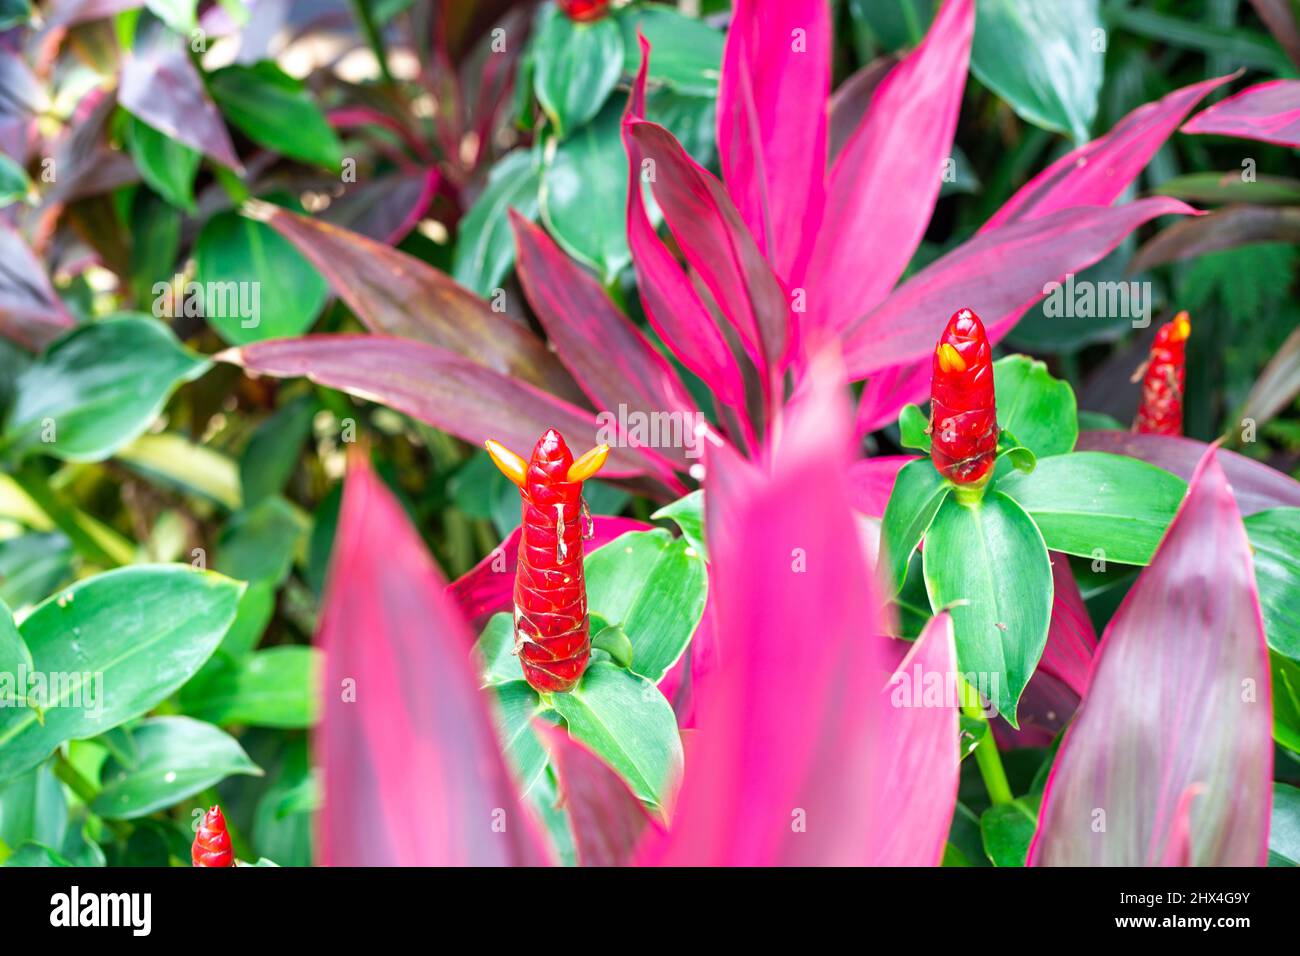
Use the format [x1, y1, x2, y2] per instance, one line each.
[881, 458, 951, 594]
[144, 0, 197, 34]
[0, 759, 67, 850]
[979, 795, 1041, 867]
[92, 716, 261, 819]
[125, 115, 200, 212]
[652, 489, 706, 561]
[489, 680, 550, 796]
[532, 3, 624, 138]
[592, 624, 633, 668]
[959, 715, 988, 762]
[617, 3, 724, 95]
[898, 403, 931, 453]
[1245, 509, 1300, 661]
[474, 613, 525, 686]
[193, 208, 329, 346]
[585, 529, 707, 683]
[2, 316, 209, 463]
[179, 646, 321, 728]
[996, 452, 1187, 566]
[1077, 409, 1124, 431]
[550, 661, 682, 808]
[0, 0, 30, 31]
[250, 736, 314, 866]
[541, 100, 629, 281]
[993, 355, 1078, 458]
[208, 61, 343, 170]
[0, 151, 32, 208]
[923, 492, 1053, 726]
[0, 598, 31, 700]
[215, 496, 308, 585]
[1, 843, 72, 866]
[0, 565, 242, 784]
[971, 0, 1103, 142]
[451, 148, 542, 297]
[0, 535, 72, 615]
[1270, 783, 1300, 867]
[1271, 652, 1300, 754]
[117, 433, 242, 510]
[996, 444, 1037, 476]
[240, 394, 318, 507]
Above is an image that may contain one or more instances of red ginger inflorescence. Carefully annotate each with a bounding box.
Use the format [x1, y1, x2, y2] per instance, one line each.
[558, 0, 609, 21]
[1133, 311, 1191, 436]
[192, 805, 234, 867]
[486, 429, 609, 694]
[931, 308, 999, 487]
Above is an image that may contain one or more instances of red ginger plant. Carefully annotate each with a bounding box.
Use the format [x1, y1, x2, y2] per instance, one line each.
[192, 806, 234, 867]
[930, 309, 998, 488]
[1133, 312, 1191, 436]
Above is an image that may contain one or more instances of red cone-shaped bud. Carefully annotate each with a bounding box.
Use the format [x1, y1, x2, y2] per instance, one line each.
[558, 0, 610, 22]
[192, 805, 235, 867]
[1134, 312, 1190, 436]
[931, 308, 998, 487]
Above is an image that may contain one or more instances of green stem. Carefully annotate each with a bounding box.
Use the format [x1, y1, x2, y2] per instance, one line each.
[350, 0, 395, 85]
[958, 676, 1014, 806]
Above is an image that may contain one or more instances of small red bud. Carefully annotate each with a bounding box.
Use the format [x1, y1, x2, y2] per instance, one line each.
[192, 805, 235, 867]
[1133, 312, 1190, 436]
[930, 308, 998, 487]
[558, 0, 610, 22]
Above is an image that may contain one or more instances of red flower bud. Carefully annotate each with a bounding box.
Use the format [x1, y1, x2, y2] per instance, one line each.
[558, 0, 610, 22]
[192, 805, 235, 867]
[930, 308, 998, 487]
[1133, 312, 1190, 436]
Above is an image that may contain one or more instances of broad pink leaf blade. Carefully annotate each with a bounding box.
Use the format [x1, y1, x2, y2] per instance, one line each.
[245, 201, 580, 401]
[317, 453, 550, 865]
[511, 212, 696, 473]
[448, 517, 652, 632]
[1039, 552, 1098, 699]
[1029, 448, 1273, 866]
[843, 198, 1198, 379]
[803, 0, 974, 335]
[629, 119, 790, 373]
[985, 74, 1236, 231]
[622, 40, 748, 412]
[847, 455, 918, 519]
[718, 0, 829, 278]
[1182, 79, 1300, 148]
[0, 223, 75, 350]
[855, 361, 933, 438]
[221, 335, 670, 482]
[535, 723, 659, 867]
[1076, 430, 1300, 516]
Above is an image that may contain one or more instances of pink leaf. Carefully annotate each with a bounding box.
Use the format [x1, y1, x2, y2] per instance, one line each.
[842, 198, 1198, 380]
[1040, 552, 1098, 700]
[511, 212, 697, 474]
[0, 223, 74, 351]
[448, 517, 652, 633]
[1076, 430, 1300, 516]
[1182, 79, 1300, 148]
[802, 0, 974, 336]
[1028, 448, 1273, 866]
[534, 723, 659, 867]
[854, 361, 934, 439]
[986, 74, 1236, 231]
[718, 0, 829, 279]
[220, 335, 677, 485]
[244, 201, 579, 402]
[847, 455, 918, 518]
[622, 39, 748, 414]
[316, 452, 550, 865]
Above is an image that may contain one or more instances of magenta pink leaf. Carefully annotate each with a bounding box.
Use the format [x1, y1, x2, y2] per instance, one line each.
[718, 0, 829, 279]
[1181, 79, 1300, 148]
[316, 452, 550, 865]
[1039, 553, 1098, 700]
[842, 198, 1198, 380]
[220, 335, 674, 484]
[245, 201, 580, 401]
[847, 455, 918, 519]
[0, 223, 75, 351]
[985, 74, 1236, 231]
[1076, 430, 1300, 516]
[534, 723, 659, 867]
[511, 212, 697, 474]
[802, 0, 974, 336]
[828, 56, 898, 163]
[448, 517, 651, 633]
[855, 360, 934, 438]
[1029, 448, 1273, 866]
[622, 41, 748, 413]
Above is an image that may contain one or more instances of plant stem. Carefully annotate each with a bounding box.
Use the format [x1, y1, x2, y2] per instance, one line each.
[957, 676, 1014, 806]
[351, 0, 395, 85]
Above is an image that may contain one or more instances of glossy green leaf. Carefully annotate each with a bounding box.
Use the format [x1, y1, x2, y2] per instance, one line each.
[993, 355, 1078, 458]
[979, 794, 1041, 867]
[125, 115, 200, 212]
[584, 529, 707, 683]
[541, 100, 629, 281]
[1, 843, 71, 866]
[591, 624, 633, 668]
[997, 452, 1187, 566]
[881, 458, 951, 593]
[179, 646, 321, 728]
[0, 599, 30, 698]
[923, 492, 1053, 726]
[92, 716, 261, 819]
[240, 394, 318, 507]
[899, 403, 932, 452]
[251, 736, 314, 867]
[1272, 652, 1300, 754]
[618, 3, 724, 95]
[208, 61, 342, 170]
[0, 152, 32, 208]
[995, 443, 1037, 476]
[1245, 508, 1300, 660]
[451, 148, 542, 297]
[489, 680, 549, 796]
[0, 565, 242, 784]
[550, 661, 682, 808]
[117, 433, 241, 510]
[0, 534, 73, 612]
[0, 759, 66, 850]
[971, 0, 1103, 142]
[1270, 783, 1300, 867]
[215, 496, 308, 586]
[474, 613, 525, 686]
[2, 316, 209, 463]
[533, 3, 625, 137]
[652, 490, 706, 561]
[193, 209, 329, 346]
